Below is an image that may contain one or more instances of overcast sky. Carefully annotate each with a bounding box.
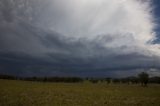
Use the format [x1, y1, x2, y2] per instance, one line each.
[0, 0, 160, 77]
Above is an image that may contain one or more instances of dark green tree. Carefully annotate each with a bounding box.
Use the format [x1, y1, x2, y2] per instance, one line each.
[105, 78, 111, 84]
[138, 72, 149, 87]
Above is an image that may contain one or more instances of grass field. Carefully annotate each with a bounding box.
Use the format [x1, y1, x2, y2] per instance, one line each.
[0, 79, 160, 106]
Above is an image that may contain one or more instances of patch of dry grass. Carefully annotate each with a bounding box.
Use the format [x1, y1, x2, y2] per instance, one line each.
[0, 79, 160, 106]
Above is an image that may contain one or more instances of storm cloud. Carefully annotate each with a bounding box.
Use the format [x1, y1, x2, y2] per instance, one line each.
[0, 0, 160, 77]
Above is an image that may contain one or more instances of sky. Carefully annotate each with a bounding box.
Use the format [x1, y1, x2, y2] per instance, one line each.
[0, 0, 160, 77]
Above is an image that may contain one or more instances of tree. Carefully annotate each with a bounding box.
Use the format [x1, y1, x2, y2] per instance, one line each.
[149, 77, 160, 84]
[105, 78, 111, 84]
[112, 79, 120, 84]
[89, 78, 99, 84]
[138, 72, 149, 87]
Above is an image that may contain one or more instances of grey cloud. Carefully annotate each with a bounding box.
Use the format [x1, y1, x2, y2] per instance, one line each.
[0, 0, 160, 77]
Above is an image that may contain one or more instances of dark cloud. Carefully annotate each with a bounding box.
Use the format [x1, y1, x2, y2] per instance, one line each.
[0, 0, 160, 77]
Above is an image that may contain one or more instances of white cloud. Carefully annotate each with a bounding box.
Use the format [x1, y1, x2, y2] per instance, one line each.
[41, 0, 160, 57]
[46, 0, 154, 40]
[0, 0, 160, 76]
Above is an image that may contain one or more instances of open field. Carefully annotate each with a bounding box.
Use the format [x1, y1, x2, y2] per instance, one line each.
[0, 79, 160, 106]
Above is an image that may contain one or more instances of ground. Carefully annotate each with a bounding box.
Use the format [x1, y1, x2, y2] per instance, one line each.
[0, 79, 160, 106]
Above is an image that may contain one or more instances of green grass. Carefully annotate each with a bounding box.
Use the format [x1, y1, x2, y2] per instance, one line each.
[0, 79, 160, 106]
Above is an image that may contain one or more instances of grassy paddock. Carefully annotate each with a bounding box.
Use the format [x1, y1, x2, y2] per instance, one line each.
[0, 79, 160, 106]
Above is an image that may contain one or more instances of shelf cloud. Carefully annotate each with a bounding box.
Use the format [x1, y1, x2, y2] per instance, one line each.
[0, 0, 160, 77]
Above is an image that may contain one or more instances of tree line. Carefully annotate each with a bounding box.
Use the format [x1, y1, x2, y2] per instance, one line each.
[0, 72, 160, 85]
[0, 74, 83, 83]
